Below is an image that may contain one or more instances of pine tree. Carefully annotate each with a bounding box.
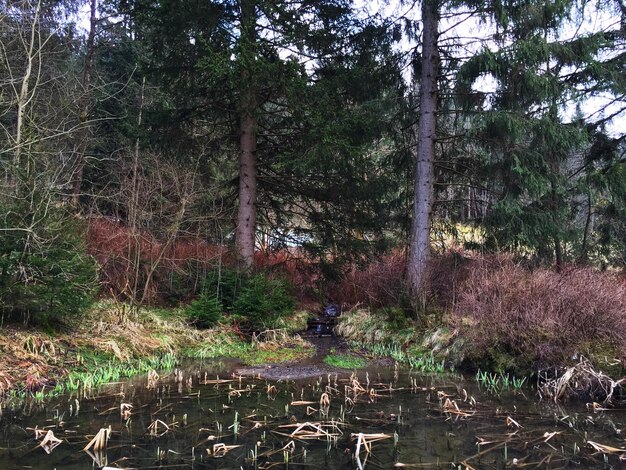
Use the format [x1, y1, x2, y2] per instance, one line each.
[456, 0, 625, 265]
[121, 0, 404, 267]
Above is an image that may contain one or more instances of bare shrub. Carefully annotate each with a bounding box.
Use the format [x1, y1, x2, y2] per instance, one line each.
[86, 217, 222, 303]
[426, 250, 474, 309]
[327, 251, 406, 307]
[327, 250, 473, 309]
[453, 258, 626, 368]
[254, 249, 319, 304]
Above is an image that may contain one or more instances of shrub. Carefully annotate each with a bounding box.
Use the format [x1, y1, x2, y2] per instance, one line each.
[203, 267, 247, 312]
[328, 251, 406, 307]
[0, 206, 97, 325]
[453, 259, 626, 370]
[86, 218, 223, 304]
[186, 293, 222, 328]
[232, 274, 295, 330]
[327, 250, 474, 310]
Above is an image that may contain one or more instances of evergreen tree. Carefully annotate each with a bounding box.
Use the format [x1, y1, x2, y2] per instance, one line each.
[120, 0, 405, 268]
[456, 0, 625, 265]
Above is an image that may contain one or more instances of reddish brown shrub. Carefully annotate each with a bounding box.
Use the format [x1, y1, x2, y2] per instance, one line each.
[453, 258, 626, 368]
[254, 249, 320, 304]
[326, 250, 475, 309]
[327, 251, 407, 307]
[426, 250, 474, 309]
[86, 217, 223, 303]
[86, 218, 320, 305]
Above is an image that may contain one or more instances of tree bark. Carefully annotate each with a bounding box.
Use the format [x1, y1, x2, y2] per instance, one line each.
[235, 0, 258, 269]
[407, 0, 439, 297]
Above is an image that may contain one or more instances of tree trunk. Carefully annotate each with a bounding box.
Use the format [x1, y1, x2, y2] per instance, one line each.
[235, 0, 258, 269]
[71, 0, 98, 207]
[407, 0, 439, 297]
[579, 188, 593, 263]
[14, 0, 41, 181]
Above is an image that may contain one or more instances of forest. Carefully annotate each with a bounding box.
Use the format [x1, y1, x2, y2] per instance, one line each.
[1, 0, 625, 402]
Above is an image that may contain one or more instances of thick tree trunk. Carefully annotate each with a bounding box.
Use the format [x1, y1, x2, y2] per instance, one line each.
[407, 0, 439, 297]
[235, 0, 258, 268]
[236, 109, 258, 267]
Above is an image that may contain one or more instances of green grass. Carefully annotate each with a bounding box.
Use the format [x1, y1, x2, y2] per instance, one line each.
[335, 308, 451, 374]
[243, 345, 312, 365]
[324, 353, 367, 369]
[182, 331, 251, 359]
[2, 351, 181, 407]
[182, 330, 314, 365]
[350, 340, 448, 373]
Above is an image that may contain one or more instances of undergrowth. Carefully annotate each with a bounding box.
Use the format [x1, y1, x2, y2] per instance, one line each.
[336, 309, 449, 373]
[453, 260, 626, 370]
[0, 301, 313, 402]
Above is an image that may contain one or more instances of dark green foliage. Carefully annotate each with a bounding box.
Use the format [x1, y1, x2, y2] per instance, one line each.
[380, 307, 411, 331]
[119, 0, 406, 268]
[454, 0, 625, 266]
[232, 274, 295, 331]
[186, 293, 222, 328]
[0, 205, 98, 325]
[194, 267, 295, 330]
[203, 267, 247, 312]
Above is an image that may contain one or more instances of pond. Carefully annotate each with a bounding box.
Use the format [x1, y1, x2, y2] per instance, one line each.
[0, 359, 624, 469]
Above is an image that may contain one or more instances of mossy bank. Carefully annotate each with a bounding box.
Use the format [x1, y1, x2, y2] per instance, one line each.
[0, 301, 314, 402]
[335, 307, 626, 403]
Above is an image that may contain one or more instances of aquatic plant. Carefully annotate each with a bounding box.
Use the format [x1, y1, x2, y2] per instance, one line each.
[475, 369, 529, 392]
[538, 359, 626, 405]
[406, 352, 446, 374]
[348, 339, 449, 374]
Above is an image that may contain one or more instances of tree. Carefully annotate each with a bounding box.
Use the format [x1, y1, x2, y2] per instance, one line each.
[407, 0, 440, 296]
[456, 0, 625, 266]
[0, 0, 98, 324]
[70, 0, 99, 207]
[122, 0, 404, 269]
[235, 0, 258, 268]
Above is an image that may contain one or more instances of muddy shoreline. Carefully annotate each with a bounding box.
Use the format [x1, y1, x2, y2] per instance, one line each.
[236, 334, 345, 380]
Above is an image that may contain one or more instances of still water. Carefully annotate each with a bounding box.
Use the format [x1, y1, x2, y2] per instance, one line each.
[0, 360, 624, 469]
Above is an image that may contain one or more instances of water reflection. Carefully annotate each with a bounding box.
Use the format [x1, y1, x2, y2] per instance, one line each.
[0, 360, 624, 469]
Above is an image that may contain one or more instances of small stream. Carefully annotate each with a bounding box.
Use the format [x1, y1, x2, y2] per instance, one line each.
[0, 359, 624, 469]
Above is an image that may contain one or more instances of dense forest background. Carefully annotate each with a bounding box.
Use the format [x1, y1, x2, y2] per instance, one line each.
[1, 0, 625, 325]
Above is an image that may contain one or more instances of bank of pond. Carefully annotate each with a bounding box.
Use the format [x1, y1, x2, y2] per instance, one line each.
[0, 358, 624, 470]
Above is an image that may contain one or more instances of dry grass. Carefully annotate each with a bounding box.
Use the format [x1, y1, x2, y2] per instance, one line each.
[334, 308, 418, 346]
[539, 359, 626, 404]
[0, 300, 243, 397]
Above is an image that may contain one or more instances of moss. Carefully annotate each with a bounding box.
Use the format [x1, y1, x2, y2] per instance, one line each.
[324, 353, 367, 369]
[242, 344, 312, 365]
[586, 342, 626, 377]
